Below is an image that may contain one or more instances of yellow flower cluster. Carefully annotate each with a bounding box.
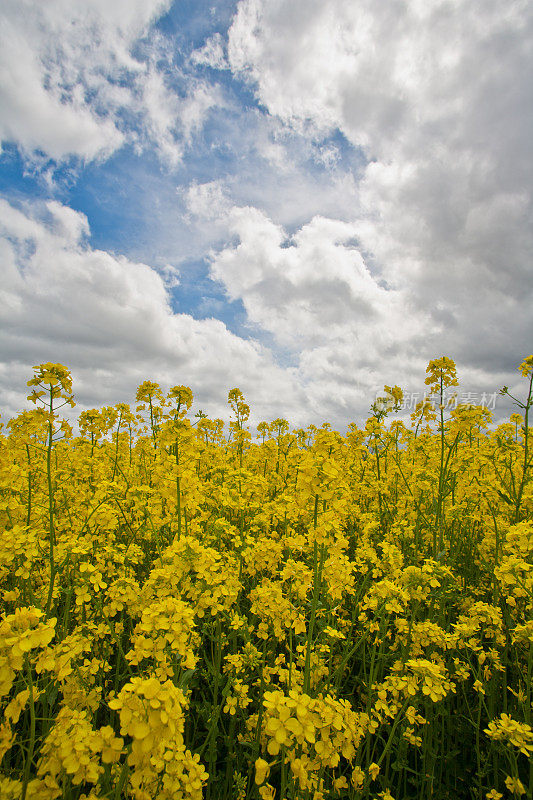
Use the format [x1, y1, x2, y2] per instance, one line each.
[0, 355, 532, 799]
[109, 676, 208, 800]
[0, 607, 56, 695]
[257, 688, 366, 795]
[249, 580, 303, 639]
[29, 706, 123, 798]
[127, 596, 199, 675]
[485, 713, 533, 757]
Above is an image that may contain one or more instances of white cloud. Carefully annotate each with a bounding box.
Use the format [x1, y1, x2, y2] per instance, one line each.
[0, 0, 219, 166]
[46, 201, 90, 244]
[0, 198, 308, 424]
[210, 210, 396, 343]
[190, 33, 228, 70]
[227, 0, 533, 375]
[138, 64, 221, 167]
[4, 195, 510, 431]
[184, 180, 231, 220]
[206, 202, 442, 418]
[0, 21, 124, 161]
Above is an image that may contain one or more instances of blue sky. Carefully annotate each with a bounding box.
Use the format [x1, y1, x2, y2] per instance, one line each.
[1, 0, 532, 427]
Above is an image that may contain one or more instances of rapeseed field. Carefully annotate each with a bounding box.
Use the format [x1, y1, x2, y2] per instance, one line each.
[1, 356, 532, 800]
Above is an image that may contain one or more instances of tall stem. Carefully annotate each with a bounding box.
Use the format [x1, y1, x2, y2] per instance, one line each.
[304, 495, 323, 695]
[112, 410, 123, 481]
[176, 433, 182, 540]
[45, 389, 56, 618]
[434, 375, 446, 556]
[25, 443, 32, 529]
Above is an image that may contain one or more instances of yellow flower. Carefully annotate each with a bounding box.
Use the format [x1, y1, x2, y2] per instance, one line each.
[259, 784, 276, 800]
[323, 626, 346, 640]
[255, 758, 270, 786]
[4, 689, 30, 724]
[485, 714, 533, 757]
[0, 722, 15, 763]
[519, 355, 533, 377]
[505, 776, 526, 796]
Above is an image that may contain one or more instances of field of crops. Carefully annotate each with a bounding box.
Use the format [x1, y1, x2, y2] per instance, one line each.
[0, 356, 532, 800]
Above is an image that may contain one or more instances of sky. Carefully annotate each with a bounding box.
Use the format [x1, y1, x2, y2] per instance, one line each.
[1, 0, 532, 430]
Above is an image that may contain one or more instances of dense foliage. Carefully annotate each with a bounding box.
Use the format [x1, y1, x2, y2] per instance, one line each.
[1, 356, 532, 800]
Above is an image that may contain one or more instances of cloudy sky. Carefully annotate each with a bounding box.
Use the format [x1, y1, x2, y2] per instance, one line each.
[1, 0, 532, 429]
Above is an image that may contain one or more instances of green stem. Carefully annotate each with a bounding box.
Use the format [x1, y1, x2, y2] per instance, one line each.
[514, 372, 533, 522]
[21, 658, 37, 800]
[303, 501, 324, 694]
[45, 390, 56, 619]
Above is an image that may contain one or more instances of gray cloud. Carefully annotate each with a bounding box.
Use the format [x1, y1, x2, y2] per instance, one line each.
[1, 0, 531, 430]
[225, 0, 533, 399]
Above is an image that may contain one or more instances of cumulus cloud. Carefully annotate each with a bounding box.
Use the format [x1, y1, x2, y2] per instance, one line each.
[0, 198, 309, 424]
[211, 211, 399, 344]
[227, 0, 533, 377]
[4, 194, 508, 431]
[206, 202, 440, 419]
[181, 186, 520, 424]
[0, 0, 219, 165]
[2, 0, 530, 429]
